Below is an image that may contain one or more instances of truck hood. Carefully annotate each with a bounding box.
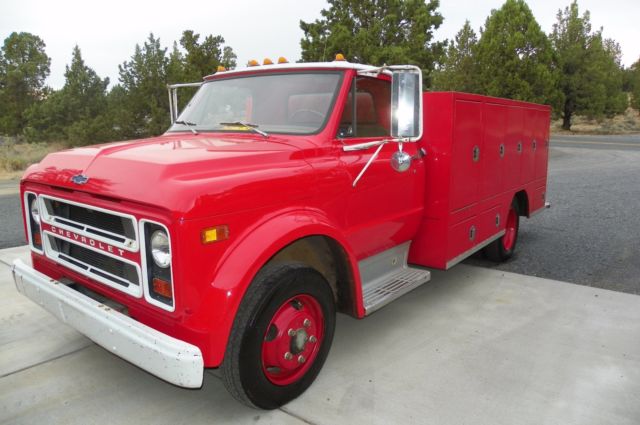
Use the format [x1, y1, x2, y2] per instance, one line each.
[23, 133, 316, 218]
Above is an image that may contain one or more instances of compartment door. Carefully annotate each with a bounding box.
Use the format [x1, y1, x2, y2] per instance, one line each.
[505, 107, 524, 189]
[521, 108, 536, 184]
[480, 103, 506, 199]
[450, 100, 483, 212]
[534, 109, 550, 180]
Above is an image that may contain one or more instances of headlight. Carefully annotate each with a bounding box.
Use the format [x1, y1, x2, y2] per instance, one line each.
[150, 230, 171, 268]
[30, 198, 40, 225]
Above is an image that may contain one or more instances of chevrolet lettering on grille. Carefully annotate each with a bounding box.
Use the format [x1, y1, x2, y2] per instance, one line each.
[50, 225, 126, 257]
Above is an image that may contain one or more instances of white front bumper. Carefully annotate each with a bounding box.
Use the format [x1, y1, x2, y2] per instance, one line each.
[11, 259, 204, 388]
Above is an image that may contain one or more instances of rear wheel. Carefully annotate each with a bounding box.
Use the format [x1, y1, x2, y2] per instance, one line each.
[484, 201, 520, 262]
[221, 263, 335, 409]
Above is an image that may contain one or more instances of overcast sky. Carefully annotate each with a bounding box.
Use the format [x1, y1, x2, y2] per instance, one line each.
[1, 0, 638, 89]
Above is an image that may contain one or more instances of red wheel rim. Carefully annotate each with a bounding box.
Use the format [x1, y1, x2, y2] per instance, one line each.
[502, 206, 518, 251]
[261, 294, 324, 386]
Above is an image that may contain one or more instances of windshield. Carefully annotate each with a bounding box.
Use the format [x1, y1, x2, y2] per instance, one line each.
[168, 72, 343, 135]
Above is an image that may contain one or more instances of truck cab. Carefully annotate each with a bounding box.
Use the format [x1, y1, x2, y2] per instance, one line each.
[13, 58, 550, 409]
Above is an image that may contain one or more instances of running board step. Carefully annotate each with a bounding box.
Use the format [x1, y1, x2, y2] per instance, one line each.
[359, 242, 431, 315]
[362, 267, 431, 315]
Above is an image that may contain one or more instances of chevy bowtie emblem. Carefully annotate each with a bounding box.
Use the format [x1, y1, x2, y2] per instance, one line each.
[71, 174, 89, 185]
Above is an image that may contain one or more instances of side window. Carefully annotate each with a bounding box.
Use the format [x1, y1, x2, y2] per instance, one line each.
[338, 77, 391, 139]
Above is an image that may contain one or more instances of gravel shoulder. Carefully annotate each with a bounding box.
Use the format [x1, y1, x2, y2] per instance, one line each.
[0, 178, 19, 195]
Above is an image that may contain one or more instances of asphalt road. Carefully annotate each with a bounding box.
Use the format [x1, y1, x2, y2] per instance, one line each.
[1, 134, 639, 293]
[0, 180, 23, 249]
[551, 133, 640, 150]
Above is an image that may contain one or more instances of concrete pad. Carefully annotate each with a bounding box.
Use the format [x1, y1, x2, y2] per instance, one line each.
[2, 243, 639, 424]
[0, 346, 305, 425]
[0, 248, 92, 377]
[285, 265, 640, 425]
[0, 244, 29, 267]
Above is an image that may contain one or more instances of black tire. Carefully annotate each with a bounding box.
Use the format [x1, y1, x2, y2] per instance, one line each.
[484, 200, 520, 262]
[221, 262, 336, 409]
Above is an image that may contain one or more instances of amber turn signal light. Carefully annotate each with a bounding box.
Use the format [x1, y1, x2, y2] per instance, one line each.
[201, 225, 229, 244]
[152, 277, 173, 299]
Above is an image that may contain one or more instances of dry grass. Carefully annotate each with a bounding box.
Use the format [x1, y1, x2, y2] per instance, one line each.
[0, 137, 63, 180]
[551, 108, 640, 135]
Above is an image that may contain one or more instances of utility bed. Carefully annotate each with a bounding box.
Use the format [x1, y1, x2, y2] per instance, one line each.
[409, 92, 551, 269]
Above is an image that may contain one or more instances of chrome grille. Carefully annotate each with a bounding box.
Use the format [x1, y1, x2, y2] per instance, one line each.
[44, 233, 142, 297]
[37, 194, 142, 298]
[57, 204, 129, 239]
[40, 195, 138, 251]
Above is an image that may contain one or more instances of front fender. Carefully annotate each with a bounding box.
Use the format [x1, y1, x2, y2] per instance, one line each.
[196, 207, 362, 367]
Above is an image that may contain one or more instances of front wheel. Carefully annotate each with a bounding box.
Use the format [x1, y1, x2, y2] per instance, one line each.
[484, 201, 520, 262]
[221, 263, 336, 409]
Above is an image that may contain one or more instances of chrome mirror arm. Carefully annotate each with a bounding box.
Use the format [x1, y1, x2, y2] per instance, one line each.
[343, 138, 414, 186]
[342, 138, 410, 152]
[343, 139, 388, 152]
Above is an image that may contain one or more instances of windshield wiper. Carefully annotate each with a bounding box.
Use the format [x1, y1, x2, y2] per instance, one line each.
[219, 121, 269, 138]
[174, 120, 198, 134]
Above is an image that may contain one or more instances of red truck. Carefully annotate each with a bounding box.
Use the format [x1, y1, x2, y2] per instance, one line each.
[12, 57, 550, 409]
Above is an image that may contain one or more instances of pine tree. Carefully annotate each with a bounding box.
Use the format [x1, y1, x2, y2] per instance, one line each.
[118, 34, 170, 137]
[299, 0, 445, 86]
[180, 30, 237, 81]
[63, 46, 111, 144]
[630, 59, 640, 111]
[551, 1, 626, 129]
[115, 31, 237, 139]
[24, 46, 110, 145]
[166, 41, 186, 84]
[597, 37, 627, 117]
[475, 0, 562, 109]
[0, 32, 50, 135]
[432, 20, 478, 92]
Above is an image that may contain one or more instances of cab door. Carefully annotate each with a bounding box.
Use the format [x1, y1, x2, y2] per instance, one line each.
[338, 76, 424, 259]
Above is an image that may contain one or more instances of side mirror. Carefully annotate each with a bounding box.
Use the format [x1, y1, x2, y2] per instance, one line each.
[390, 67, 423, 140]
[390, 150, 412, 172]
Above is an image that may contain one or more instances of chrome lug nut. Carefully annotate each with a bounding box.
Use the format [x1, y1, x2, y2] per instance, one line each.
[303, 319, 311, 328]
[284, 352, 293, 360]
[309, 335, 317, 343]
[288, 328, 296, 337]
[298, 355, 306, 364]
